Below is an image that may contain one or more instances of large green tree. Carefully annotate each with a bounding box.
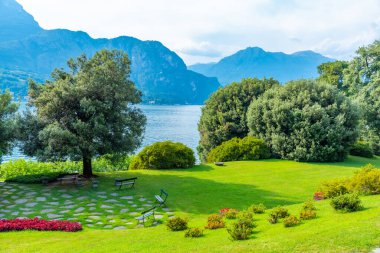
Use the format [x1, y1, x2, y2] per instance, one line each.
[344, 40, 380, 95]
[21, 49, 146, 177]
[317, 61, 349, 92]
[0, 90, 18, 163]
[247, 80, 359, 162]
[198, 78, 279, 161]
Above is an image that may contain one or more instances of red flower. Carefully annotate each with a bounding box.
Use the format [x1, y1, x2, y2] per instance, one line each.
[313, 192, 324, 201]
[219, 208, 231, 214]
[0, 218, 82, 232]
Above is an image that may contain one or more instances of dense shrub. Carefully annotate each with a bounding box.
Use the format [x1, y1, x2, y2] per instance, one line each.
[224, 209, 239, 219]
[300, 201, 317, 220]
[0, 156, 133, 183]
[236, 211, 256, 229]
[247, 80, 359, 162]
[300, 210, 317, 220]
[198, 78, 279, 161]
[318, 164, 380, 198]
[302, 201, 316, 211]
[349, 164, 380, 195]
[166, 217, 188, 231]
[205, 214, 225, 229]
[330, 193, 362, 212]
[184, 227, 203, 238]
[248, 203, 266, 214]
[227, 211, 256, 240]
[207, 136, 271, 162]
[0, 218, 82, 232]
[268, 206, 289, 224]
[283, 215, 300, 227]
[130, 141, 195, 170]
[350, 141, 374, 158]
[318, 179, 350, 198]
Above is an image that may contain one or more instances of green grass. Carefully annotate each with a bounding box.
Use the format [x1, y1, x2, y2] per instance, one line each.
[0, 156, 379, 252]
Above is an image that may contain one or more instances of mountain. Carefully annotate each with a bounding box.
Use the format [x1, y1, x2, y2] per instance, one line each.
[0, 0, 220, 104]
[188, 47, 333, 85]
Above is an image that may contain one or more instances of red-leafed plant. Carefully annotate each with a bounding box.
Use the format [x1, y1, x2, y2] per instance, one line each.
[219, 208, 230, 214]
[313, 192, 325, 200]
[0, 218, 82, 232]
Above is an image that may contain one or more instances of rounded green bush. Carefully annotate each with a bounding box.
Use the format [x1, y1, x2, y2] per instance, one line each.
[166, 217, 188, 231]
[207, 136, 271, 162]
[130, 141, 195, 170]
[330, 193, 362, 212]
[247, 80, 359, 162]
[350, 141, 374, 158]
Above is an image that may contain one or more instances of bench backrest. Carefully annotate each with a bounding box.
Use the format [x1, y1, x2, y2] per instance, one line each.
[160, 189, 168, 201]
[115, 177, 137, 182]
[142, 206, 156, 214]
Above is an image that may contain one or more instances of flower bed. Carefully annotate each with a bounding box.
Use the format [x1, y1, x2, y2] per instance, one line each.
[0, 218, 82, 232]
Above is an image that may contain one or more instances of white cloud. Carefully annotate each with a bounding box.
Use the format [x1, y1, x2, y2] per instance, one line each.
[17, 0, 380, 64]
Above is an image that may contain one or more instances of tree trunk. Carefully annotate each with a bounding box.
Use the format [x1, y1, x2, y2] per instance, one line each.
[82, 153, 93, 178]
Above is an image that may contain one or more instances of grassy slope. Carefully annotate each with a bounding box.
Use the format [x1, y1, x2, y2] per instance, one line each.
[0, 156, 380, 253]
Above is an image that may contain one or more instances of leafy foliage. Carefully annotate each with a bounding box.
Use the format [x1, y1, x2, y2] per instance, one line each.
[227, 211, 256, 240]
[223, 208, 239, 219]
[166, 217, 188, 231]
[283, 215, 300, 227]
[317, 61, 349, 92]
[318, 178, 350, 198]
[247, 80, 359, 162]
[350, 141, 374, 158]
[0, 157, 132, 183]
[184, 227, 203, 238]
[205, 214, 225, 229]
[198, 78, 279, 161]
[248, 203, 266, 214]
[130, 141, 195, 170]
[207, 136, 270, 162]
[0, 89, 18, 162]
[268, 206, 290, 224]
[18, 50, 146, 177]
[330, 193, 363, 212]
[349, 164, 380, 195]
[300, 201, 317, 220]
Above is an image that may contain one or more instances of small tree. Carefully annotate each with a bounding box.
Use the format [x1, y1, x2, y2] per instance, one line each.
[198, 78, 279, 161]
[0, 90, 18, 163]
[21, 49, 146, 177]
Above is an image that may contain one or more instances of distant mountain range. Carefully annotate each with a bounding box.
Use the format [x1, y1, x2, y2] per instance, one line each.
[0, 0, 220, 104]
[0, 0, 333, 104]
[188, 47, 333, 85]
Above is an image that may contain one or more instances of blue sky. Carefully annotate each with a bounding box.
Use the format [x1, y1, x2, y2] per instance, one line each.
[17, 0, 380, 65]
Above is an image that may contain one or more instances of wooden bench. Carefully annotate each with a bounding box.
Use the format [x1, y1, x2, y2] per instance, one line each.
[135, 207, 155, 224]
[114, 177, 137, 190]
[155, 189, 168, 207]
[58, 176, 77, 185]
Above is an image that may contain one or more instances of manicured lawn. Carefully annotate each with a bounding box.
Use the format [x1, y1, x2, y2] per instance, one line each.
[0, 156, 379, 252]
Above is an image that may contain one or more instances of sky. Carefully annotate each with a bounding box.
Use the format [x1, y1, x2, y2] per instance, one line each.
[17, 0, 380, 65]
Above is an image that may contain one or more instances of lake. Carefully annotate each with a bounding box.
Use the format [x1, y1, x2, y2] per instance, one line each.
[2, 105, 202, 162]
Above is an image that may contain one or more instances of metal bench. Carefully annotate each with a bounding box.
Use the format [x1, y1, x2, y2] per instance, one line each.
[155, 189, 168, 207]
[135, 207, 156, 224]
[114, 177, 137, 190]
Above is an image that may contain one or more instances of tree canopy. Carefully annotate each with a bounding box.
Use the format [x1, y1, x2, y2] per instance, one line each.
[197, 78, 279, 161]
[0, 89, 18, 162]
[247, 80, 359, 162]
[19, 49, 146, 177]
[317, 60, 349, 92]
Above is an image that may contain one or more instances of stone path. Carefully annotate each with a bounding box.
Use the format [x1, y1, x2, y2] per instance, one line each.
[0, 183, 174, 229]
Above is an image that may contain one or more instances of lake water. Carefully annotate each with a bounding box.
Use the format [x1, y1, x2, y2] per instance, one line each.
[2, 105, 202, 162]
